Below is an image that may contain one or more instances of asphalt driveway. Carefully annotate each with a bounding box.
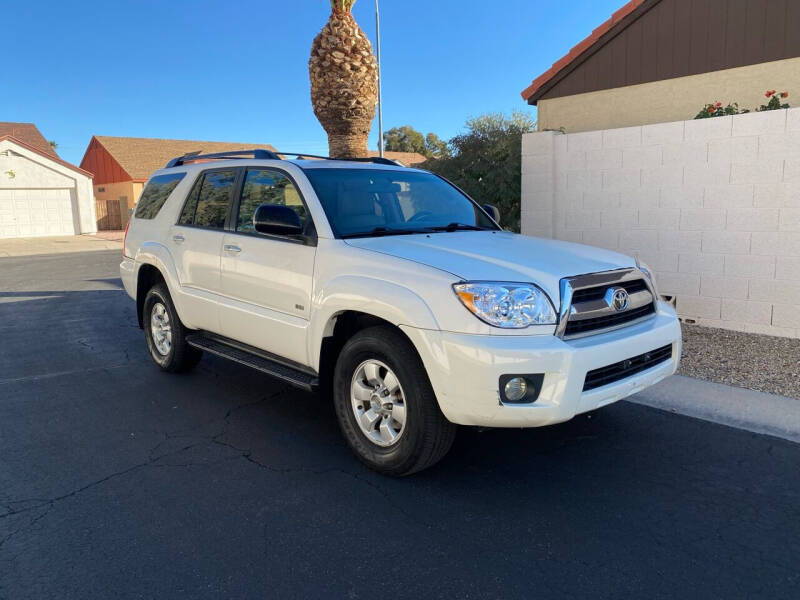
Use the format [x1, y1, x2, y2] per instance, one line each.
[1, 249, 798, 599]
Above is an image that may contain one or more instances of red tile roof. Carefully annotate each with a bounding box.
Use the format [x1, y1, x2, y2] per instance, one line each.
[0, 122, 59, 158]
[368, 150, 427, 166]
[520, 0, 647, 102]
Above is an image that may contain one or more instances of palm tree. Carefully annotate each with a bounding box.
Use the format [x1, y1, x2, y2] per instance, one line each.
[309, 0, 378, 158]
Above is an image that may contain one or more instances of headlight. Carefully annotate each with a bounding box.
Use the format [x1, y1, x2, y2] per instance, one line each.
[636, 259, 659, 296]
[453, 282, 557, 328]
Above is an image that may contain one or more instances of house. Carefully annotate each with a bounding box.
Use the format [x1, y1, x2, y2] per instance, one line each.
[521, 0, 800, 132]
[80, 136, 279, 229]
[518, 0, 800, 338]
[369, 151, 427, 166]
[0, 122, 95, 239]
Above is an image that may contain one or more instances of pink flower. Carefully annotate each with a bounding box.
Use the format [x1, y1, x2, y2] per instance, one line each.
[766, 90, 776, 98]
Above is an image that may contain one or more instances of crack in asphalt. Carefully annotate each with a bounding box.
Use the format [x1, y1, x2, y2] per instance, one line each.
[0, 384, 427, 552]
[0, 505, 53, 552]
[0, 364, 130, 386]
[0, 390, 281, 548]
[210, 438, 432, 530]
[0, 382, 433, 553]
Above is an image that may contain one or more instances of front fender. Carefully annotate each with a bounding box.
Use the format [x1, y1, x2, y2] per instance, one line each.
[308, 275, 439, 371]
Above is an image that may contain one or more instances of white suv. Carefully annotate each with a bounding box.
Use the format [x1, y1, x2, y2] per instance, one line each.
[121, 149, 681, 475]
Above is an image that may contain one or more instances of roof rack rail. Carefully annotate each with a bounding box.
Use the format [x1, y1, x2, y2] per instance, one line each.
[165, 148, 280, 168]
[164, 149, 405, 169]
[273, 151, 403, 167]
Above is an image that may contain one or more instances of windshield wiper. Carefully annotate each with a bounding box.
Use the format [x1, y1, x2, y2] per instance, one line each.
[341, 226, 431, 239]
[429, 222, 489, 232]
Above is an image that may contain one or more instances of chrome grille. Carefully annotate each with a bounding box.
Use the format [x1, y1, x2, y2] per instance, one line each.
[556, 269, 657, 339]
[570, 279, 648, 304]
[564, 303, 655, 337]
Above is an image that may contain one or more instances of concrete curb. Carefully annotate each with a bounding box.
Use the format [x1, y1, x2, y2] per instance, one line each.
[627, 375, 800, 444]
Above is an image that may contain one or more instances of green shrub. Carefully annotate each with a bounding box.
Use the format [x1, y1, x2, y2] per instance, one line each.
[695, 101, 747, 119]
[758, 90, 790, 111]
[420, 112, 534, 233]
[694, 89, 789, 119]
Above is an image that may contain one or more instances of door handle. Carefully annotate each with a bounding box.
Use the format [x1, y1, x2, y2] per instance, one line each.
[172, 234, 185, 243]
[223, 244, 242, 254]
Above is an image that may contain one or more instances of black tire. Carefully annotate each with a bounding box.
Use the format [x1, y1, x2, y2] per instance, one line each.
[333, 326, 456, 476]
[142, 283, 202, 373]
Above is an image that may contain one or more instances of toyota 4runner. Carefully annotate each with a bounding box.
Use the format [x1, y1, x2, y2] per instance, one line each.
[121, 149, 681, 475]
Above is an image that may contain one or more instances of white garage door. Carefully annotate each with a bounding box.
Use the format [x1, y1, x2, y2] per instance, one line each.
[0, 188, 77, 239]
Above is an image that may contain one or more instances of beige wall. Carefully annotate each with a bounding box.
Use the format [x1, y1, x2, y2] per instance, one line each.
[521, 108, 800, 338]
[93, 181, 144, 229]
[93, 181, 144, 207]
[537, 57, 800, 133]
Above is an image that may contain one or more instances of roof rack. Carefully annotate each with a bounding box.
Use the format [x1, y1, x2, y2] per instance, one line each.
[276, 152, 403, 167]
[164, 149, 404, 169]
[165, 149, 280, 168]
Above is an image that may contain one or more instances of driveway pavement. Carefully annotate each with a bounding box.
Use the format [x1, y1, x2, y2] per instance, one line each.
[0, 234, 122, 257]
[1, 248, 798, 599]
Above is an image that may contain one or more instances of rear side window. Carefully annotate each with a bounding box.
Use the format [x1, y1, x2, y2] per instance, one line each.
[178, 169, 237, 229]
[134, 173, 186, 219]
[178, 177, 203, 225]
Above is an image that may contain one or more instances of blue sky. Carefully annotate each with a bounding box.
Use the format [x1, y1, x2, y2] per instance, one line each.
[5, 0, 622, 165]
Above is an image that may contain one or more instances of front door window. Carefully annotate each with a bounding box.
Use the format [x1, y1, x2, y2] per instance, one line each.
[236, 169, 307, 234]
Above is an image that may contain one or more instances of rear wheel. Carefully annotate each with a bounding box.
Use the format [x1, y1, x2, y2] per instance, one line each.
[333, 326, 456, 476]
[143, 284, 202, 373]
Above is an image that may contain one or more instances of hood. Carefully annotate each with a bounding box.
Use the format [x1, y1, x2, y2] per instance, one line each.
[345, 231, 636, 301]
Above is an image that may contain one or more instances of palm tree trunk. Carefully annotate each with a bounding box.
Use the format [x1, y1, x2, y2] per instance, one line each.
[329, 133, 369, 158]
[309, 2, 378, 158]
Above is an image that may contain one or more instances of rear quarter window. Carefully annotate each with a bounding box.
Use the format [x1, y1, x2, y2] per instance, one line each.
[134, 173, 187, 219]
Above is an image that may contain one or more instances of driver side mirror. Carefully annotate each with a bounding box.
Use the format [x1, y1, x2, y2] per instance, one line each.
[253, 204, 304, 236]
[482, 204, 501, 223]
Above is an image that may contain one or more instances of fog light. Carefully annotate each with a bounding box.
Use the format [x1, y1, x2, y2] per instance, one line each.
[499, 374, 544, 404]
[504, 377, 528, 402]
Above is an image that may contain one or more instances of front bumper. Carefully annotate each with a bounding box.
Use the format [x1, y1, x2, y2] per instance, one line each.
[402, 302, 681, 428]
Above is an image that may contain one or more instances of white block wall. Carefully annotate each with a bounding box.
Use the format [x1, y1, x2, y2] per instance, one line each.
[521, 108, 800, 338]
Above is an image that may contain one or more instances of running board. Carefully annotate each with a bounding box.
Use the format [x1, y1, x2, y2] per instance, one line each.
[186, 334, 318, 392]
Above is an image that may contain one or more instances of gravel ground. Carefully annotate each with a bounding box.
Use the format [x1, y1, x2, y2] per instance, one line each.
[678, 324, 800, 399]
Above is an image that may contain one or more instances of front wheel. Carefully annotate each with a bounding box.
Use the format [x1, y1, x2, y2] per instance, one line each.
[333, 326, 456, 476]
[143, 284, 202, 373]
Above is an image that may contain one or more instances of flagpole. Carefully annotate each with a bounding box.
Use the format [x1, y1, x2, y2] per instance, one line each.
[375, 0, 384, 158]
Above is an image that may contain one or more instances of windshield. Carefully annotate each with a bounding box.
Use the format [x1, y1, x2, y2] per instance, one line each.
[303, 168, 498, 238]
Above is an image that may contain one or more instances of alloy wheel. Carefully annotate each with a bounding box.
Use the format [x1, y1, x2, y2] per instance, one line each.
[150, 302, 172, 356]
[350, 359, 407, 447]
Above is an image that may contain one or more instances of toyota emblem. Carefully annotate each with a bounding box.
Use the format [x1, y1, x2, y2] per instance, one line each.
[608, 287, 629, 311]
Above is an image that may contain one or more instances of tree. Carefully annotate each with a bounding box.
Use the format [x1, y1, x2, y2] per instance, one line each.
[421, 111, 535, 232]
[383, 126, 426, 155]
[424, 133, 449, 159]
[383, 126, 451, 159]
[49, 140, 58, 150]
[309, 0, 378, 158]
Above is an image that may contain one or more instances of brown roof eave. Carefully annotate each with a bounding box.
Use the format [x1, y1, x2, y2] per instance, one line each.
[521, 0, 657, 104]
